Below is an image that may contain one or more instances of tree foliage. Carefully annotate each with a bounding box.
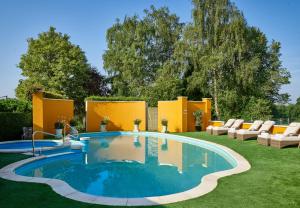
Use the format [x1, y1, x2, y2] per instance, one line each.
[103, 1, 290, 116]
[173, 0, 290, 119]
[103, 6, 184, 105]
[16, 27, 108, 112]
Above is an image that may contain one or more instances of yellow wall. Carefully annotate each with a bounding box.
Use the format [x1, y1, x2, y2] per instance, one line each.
[86, 101, 146, 132]
[158, 97, 211, 132]
[209, 121, 224, 127]
[32, 92, 74, 138]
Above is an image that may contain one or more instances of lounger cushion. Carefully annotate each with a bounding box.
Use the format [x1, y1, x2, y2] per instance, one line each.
[206, 125, 213, 130]
[283, 122, 300, 136]
[237, 129, 259, 135]
[224, 119, 235, 128]
[271, 135, 300, 141]
[249, 120, 264, 131]
[259, 121, 275, 133]
[231, 119, 244, 129]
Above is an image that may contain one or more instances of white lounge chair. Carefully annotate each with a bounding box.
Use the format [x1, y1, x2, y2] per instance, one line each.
[258, 122, 300, 148]
[213, 119, 244, 136]
[206, 119, 236, 135]
[228, 120, 263, 139]
[236, 120, 275, 141]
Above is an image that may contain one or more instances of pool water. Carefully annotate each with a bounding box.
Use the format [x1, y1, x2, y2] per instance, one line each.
[16, 135, 234, 198]
[0, 141, 59, 149]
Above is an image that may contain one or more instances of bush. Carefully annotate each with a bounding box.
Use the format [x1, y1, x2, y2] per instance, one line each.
[101, 117, 110, 125]
[0, 98, 32, 113]
[85, 96, 145, 102]
[54, 121, 64, 129]
[134, 119, 142, 125]
[161, 119, 168, 126]
[0, 112, 32, 141]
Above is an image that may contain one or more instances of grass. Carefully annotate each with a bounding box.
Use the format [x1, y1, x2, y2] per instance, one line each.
[1, 132, 300, 208]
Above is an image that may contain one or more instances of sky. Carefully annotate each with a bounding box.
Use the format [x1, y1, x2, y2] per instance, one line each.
[0, 0, 299, 102]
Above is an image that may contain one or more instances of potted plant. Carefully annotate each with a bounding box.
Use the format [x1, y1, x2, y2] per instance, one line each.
[161, 119, 168, 133]
[193, 110, 203, 131]
[133, 119, 141, 132]
[54, 121, 64, 138]
[69, 119, 77, 134]
[100, 116, 109, 132]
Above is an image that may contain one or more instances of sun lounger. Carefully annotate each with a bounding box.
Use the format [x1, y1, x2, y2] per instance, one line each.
[236, 120, 275, 141]
[206, 119, 235, 135]
[258, 122, 300, 148]
[228, 120, 263, 139]
[213, 119, 243, 136]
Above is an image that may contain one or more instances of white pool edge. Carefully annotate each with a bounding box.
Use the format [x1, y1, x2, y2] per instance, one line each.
[0, 132, 251, 206]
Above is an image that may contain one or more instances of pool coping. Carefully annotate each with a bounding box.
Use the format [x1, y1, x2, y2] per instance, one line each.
[0, 132, 251, 206]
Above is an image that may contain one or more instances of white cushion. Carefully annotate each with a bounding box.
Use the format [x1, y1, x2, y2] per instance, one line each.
[224, 119, 235, 128]
[249, 120, 264, 131]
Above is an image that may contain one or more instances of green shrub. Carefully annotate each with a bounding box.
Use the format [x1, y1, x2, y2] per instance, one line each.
[0, 98, 32, 113]
[134, 119, 142, 125]
[0, 112, 32, 141]
[161, 119, 168, 126]
[43, 91, 67, 99]
[54, 121, 64, 129]
[85, 96, 145, 102]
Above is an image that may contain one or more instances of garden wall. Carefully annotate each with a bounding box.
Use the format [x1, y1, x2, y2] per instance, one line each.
[85, 100, 147, 132]
[32, 92, 74, 139]
[158, 97, 211, 132]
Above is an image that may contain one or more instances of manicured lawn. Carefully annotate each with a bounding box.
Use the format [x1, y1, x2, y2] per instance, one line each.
[1, 132, 300, 208]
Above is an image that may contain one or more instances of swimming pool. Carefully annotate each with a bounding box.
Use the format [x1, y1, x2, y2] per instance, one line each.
[1, 132, 250, 205]
[0, 140, 62, 153]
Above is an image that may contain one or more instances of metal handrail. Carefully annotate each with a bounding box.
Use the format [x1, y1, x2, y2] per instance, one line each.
[64, 123, 79, 139]
[32, 131, 57, 156]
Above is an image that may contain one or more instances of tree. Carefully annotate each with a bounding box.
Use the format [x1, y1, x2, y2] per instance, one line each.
[103, 6, 183, 102]
[16, 27, 91, 106]
[172, 0, 290, 119]
[85, 67, 110, 96]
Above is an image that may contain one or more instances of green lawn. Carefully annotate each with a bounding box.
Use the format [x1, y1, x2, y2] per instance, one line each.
[1, 132, 300, 208]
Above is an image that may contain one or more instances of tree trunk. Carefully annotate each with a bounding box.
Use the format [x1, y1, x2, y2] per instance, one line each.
[213, 69, 220, 120]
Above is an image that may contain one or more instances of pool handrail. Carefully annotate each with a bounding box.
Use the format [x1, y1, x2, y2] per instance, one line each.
[64, 123, 79, 140]
[32, 131, 57, 156]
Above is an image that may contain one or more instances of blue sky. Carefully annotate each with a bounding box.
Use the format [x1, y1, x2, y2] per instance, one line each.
[0, 0, 299, 102]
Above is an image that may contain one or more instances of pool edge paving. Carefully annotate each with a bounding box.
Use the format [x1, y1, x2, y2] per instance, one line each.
[0, 132, 251, 206]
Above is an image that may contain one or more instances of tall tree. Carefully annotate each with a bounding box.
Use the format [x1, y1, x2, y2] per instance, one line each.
[172, 0, 290, 119]
[103, 6, 183, 101]
[16, 27, 108, 110]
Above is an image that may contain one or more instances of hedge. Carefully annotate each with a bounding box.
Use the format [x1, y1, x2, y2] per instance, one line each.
[85, 96, 145, 102]
[43, 91, 67, 99]
[0, 112, 32, 141]
[0, 98, 32, 113]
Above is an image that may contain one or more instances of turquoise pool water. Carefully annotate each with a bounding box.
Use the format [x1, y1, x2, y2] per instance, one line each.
[0, 141, 59, 149]
[16, 133, 235, 198]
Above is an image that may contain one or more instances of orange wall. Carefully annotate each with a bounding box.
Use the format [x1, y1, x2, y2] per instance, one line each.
[86, 101, 146, 132]
[32, 92, 74, 138]
[42, 98, 74, 134]
[158, 97, 211, 132]
[209, 121, 224, 127]
[158, 100, 183, 132]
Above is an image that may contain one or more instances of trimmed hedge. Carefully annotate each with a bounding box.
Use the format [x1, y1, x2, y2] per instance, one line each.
[0, 112, 32, 141]
[85, 96, 145, 102]
[43, 91, 67, 99]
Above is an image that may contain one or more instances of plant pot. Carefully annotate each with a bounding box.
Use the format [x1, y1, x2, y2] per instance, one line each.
[133, 124, 139, 132]
[100, 124, 107, 132]
[161, 125, 167, 133]
[195, 125, 202, 131]
[55, 128, 63, 138]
